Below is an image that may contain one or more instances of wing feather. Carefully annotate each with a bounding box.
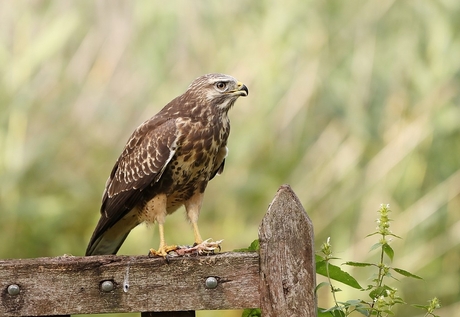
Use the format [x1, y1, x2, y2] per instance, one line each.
[210, 146, 228, 180]
[107, 118, 177, 197]
[89, 117, 178, 245]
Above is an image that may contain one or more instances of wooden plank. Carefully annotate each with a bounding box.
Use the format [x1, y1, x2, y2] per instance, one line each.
[142, 312, 195, 317]
[259, 184, 317, 317]
[0, 252, 259, 316]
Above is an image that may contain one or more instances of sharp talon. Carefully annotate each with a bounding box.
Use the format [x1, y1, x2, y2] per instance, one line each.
[148, 245, 178, 258]
[149, 240, 222, 257]
[181, 238, 223, 256]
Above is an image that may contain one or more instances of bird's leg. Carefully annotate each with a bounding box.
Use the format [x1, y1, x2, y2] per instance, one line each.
[144, 194, 177, 257]
[185, 192, 204, 245]
[192, 221, 203, 245]
[179, 191, 222, 255]
[149, 221, 177, 257]
[158, 221, 166, 251]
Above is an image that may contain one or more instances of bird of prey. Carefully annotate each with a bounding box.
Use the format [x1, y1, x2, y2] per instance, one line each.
[86, 73, 248, 256]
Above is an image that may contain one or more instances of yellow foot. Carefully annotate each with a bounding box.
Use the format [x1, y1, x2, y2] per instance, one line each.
[148, 245, 178, 257]
[172, 238, 223, 257]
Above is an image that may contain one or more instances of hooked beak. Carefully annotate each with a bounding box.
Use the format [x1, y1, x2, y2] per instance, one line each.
[235, 81, 249, 96]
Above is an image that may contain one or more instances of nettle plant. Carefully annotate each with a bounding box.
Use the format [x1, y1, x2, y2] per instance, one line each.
[316, 204, 441, 317]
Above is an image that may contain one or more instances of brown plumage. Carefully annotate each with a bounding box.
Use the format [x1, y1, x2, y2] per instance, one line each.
[86, 73, 248, 256]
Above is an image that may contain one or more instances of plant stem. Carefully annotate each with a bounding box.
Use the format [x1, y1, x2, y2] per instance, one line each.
[325, 259, 339, 307]
[377, 244, 385, 288]
[368, 242, 387, 317]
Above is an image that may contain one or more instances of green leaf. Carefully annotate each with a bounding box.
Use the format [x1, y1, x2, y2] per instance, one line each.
[247, 239, 260, 251]
[318, 307, 334, 317]
[316, 259, 362, 289]
[369, 242, 382, 252]
[316, 254, 325, 263]
[234, 239, 259, 252]
[388, 233, 402, 239]
[320, 306, 346, 316]
[387, 272, 398, 281]
[331, 310, 346, 317]
[343, 299, 365, 307]
[365, 232, 379, 238]
[412, 304, 429, 309]
[316, 253, 326, 261]
[344, 261, 374, 267]
[392, 268, 423, 279]
[394, 297, 407, 304]
[315, 281, 330, 294]
[355, 306, 370, 316]
[369, 285, 393, 299]
[241, 308, 261, 317]
[316, 254, 342, 262]
[382, 243, 394, 261]
[338, 299, 370, 316]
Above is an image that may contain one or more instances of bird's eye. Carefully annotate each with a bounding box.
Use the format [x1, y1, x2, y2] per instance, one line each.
[215, 81, 228, 91]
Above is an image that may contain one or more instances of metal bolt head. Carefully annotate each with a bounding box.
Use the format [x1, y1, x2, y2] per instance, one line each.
[205, 277, 218, 289]
[7, 284, 20, 296]
[101, 280, 114, 292]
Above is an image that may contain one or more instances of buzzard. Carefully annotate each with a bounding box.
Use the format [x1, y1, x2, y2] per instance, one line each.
[86, 73, 248, 256]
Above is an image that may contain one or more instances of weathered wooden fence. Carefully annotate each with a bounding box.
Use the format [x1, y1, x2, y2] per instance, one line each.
[0, 185, 316, 317]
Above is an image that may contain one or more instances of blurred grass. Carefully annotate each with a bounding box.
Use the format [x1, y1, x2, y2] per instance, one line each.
[1, 1, 459, 316]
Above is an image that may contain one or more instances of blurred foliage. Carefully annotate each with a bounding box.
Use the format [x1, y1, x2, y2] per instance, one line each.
[1, 1, 459, 316]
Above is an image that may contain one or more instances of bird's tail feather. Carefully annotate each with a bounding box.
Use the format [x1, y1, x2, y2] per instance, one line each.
[86, 210, 140, 255]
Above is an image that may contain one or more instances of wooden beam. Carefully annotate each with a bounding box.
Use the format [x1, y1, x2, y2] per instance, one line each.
[142, 312, 195, 317]
[0, 252, 259, 316]
[259, 184, 317, 316]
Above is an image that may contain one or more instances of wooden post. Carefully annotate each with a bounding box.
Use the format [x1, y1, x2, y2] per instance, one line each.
[259, 184, 317, 316]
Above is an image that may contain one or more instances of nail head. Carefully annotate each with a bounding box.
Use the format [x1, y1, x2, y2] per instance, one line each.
[205, 277, 218, 289]
[101, 280, 114, 292]
[7, 284, 20, 296]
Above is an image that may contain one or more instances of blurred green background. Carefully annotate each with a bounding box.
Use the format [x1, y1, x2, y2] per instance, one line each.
[1, 1, 459, 316]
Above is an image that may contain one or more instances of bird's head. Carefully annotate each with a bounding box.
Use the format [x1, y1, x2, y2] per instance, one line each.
[187, 73, 248, 112]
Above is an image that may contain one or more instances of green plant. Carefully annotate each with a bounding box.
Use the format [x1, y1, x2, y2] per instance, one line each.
[413, 297, 441, 317]
[316, 204, 440, 317]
